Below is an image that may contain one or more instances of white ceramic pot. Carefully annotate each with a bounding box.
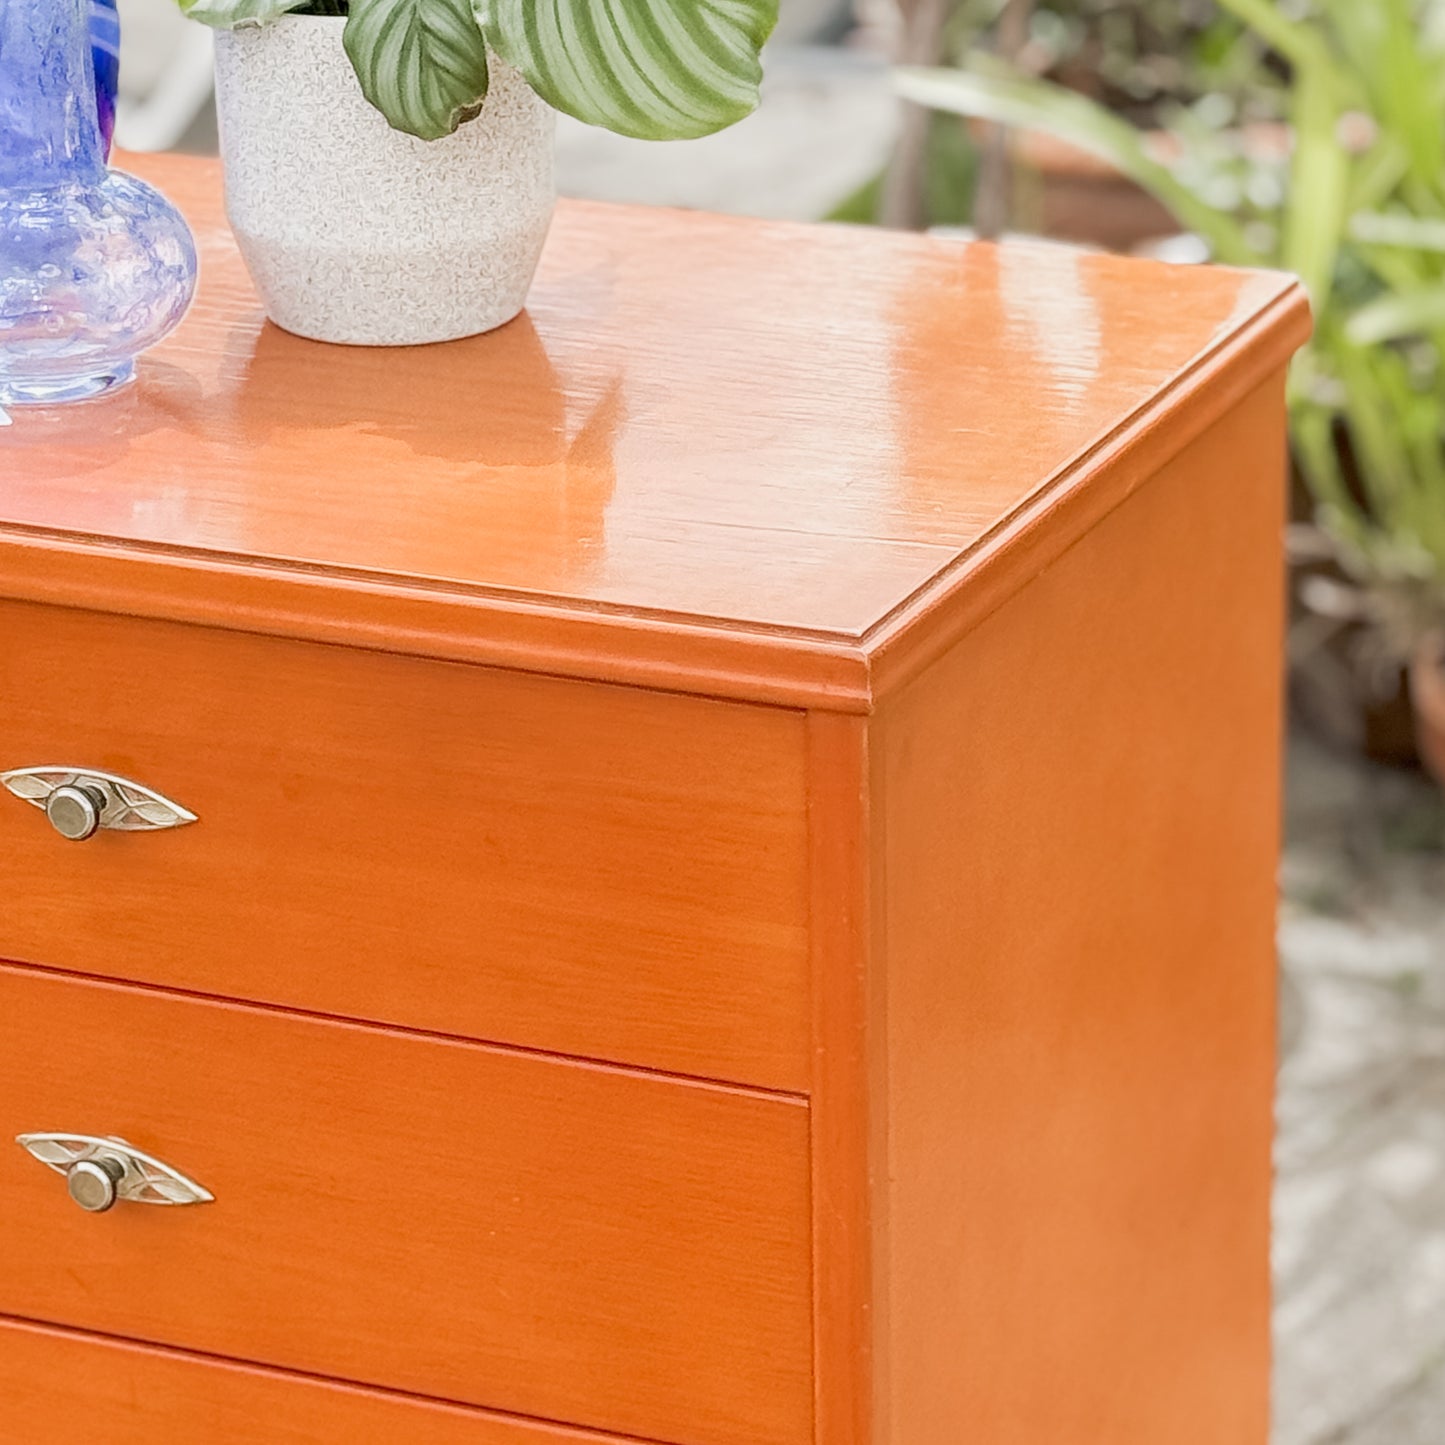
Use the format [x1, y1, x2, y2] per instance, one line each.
[213, 17, 555, 346]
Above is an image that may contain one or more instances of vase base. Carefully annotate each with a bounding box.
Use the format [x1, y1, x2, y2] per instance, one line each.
[0, 363, 136, 407]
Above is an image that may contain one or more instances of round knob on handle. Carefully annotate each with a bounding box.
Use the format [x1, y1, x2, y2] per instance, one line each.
[45, 784, 107, 841]
[17, 1133, 214, 1209]
[66, 1156, 127, 1213]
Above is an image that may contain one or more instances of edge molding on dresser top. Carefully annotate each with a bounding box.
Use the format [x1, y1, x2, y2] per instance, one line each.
[0, 153, 1310, 714]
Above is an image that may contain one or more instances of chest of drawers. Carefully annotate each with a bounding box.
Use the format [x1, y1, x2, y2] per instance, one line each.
[0, 156, 1309, 1445]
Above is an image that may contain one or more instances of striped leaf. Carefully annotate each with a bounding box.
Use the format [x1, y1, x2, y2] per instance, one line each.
[179, 0, 308, 26]
[475, 0, 776, 140]
[345, 0, 492, 140]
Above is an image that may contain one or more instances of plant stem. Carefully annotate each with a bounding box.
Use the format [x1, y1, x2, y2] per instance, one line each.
[881, 0, 953, 229]
[972, 0, 1034, 240]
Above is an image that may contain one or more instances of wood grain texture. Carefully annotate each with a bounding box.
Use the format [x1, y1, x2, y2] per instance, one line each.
[0, 601, 809, 1089]
[0, 155, 1310, 707]
[0, 155, 1313, 1445]
[854, 377, 1289, 1442]
[0, 1316, 644, 1445]
[0, 964, 814, 1445]
[805, 712, 882, 1445]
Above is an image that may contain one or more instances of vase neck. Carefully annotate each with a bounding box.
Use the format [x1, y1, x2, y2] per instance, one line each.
[0, 0, 105, 185]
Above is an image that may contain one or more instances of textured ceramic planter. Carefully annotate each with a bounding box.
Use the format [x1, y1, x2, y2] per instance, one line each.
[213, 17, 555, 346]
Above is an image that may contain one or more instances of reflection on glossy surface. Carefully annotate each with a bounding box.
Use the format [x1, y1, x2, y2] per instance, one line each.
[218, 312, 620, 597]
[0, 154, 1303, 636]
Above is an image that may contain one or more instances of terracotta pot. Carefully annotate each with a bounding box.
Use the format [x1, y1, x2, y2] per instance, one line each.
[1290, 643, 1419, 767]
[1003, 123, 1294, 255]
[1289, 559, 1421, 768]
[1008, 129, 1176, 251]
[1408, 640, 1445, 786]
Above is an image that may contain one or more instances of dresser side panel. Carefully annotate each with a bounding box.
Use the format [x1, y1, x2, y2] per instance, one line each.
[874, 378, 1286, 1442]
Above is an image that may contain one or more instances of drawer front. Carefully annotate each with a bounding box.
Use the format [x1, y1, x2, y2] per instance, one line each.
[0, 601, 810, 1090]
[0, 1317, 635, 1445]
[0, 965, 814, 1445]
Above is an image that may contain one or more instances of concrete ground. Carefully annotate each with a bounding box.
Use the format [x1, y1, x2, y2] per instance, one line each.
[1278, 737, 1445, 1444]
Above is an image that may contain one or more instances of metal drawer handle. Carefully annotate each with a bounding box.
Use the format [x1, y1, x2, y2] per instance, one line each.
[16, 1133, 214, 1213]
[1, 767, 197, 841]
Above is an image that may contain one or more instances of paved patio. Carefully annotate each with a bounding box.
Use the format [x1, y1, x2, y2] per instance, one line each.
[1278, 737, 1445, 1444]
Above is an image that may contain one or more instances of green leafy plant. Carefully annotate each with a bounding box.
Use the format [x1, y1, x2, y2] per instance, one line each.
[959, 0, 1266, 123]
[897, 0, 1445, 669]
[178, 0, 777, 142]
[837, 0, 1267, 231]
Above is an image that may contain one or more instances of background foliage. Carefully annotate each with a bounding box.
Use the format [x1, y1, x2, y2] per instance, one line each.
[898, 0, 1445, 670]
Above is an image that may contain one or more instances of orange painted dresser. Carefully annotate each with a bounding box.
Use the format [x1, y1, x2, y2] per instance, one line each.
[0, 155, 1310, 1445]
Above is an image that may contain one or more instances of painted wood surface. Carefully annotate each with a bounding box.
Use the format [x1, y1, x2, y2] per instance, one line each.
[0, 964, 814, 1445]
[0, 159, 1314, 1444]
[0, 1316, 644, 1445]
[0, 600, 809, 1089]
[818, 378, 1289, 1442]
[0, 155, 1309, 706]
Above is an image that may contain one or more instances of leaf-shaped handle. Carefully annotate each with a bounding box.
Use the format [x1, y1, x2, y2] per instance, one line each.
[1, 767, 197, 840]
[20, 1136, 86, 1167]
[16, 1134, 214, 1211]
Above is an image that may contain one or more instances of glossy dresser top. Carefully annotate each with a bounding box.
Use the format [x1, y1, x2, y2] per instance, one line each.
[0, 154, 1309, 708]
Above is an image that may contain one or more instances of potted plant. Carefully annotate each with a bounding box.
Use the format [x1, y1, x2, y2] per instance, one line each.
[897, 0, 1445, 789]
[177, 0, 776, 345]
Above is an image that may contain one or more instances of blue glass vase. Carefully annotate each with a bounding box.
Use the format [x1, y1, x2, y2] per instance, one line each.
[0, 0, 197, 406]
[90, 0, 120, 156]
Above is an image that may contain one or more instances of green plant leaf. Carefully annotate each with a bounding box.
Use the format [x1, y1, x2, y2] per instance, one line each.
[1213, 0, 1354, 303]
[1345, 285, 1445, 346]
[475, 0, 776, 140]
[345, 0, 491, 140]
[1346, 138, 1410, 216]
[1350, 213, 1445, 253]
[1281, 67, 1349, 304]
[893, 61, 1255, 265]
[178, 0, 307, 27]
[1373, 0, 1445, 189]
[1292, 400, 1361, 538]
[1211, 0, 1339, 77]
